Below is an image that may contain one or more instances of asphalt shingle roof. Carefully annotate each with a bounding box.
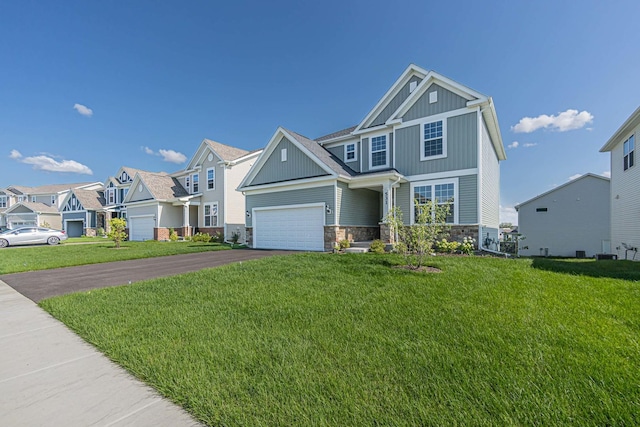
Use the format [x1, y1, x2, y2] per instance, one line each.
[16, 202, 60, 214]
[204, 139, 251, 162]
[283, 128, 356, 178]
[73, 189, 106, 211]
[136, 171, 189, 200]
[315, 125, 357, 142]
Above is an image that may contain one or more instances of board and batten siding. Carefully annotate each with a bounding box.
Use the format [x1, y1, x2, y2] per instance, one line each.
[361, 132, 393, 173]
[246, 185, 335, 228]
[481, 119, 500, 228]
[336, 182, 380, 226]
[610, 127, 640, 258]
[395, 174, 477, 225]
[369, 76, 423, 127]
[395, 112, 478, 176]
[401, 84, 469, 122]
[250, 137, 329, 186]
[326, 141, 361, 172]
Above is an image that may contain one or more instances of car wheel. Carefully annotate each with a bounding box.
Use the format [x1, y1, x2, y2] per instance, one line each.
[47, 236, 60, 245]
[0, 239, 8, 248]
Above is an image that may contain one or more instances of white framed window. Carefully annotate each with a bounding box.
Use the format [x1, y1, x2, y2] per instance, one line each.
[344, 143, 357, 162]
[107, 188, 115, 205]
[17, 196, 25, 202]
[122, 188, 129, 202]
[51, 195, 56, 206]
[185, 175, 191, 192]
[281, 148, 287, 162]
[71, 196, 76, 210]
[624, 134, 635, 171]
[421, 120, 446, 160]
[429, 91, 438, 104]
[192, 173, 199, 193]
[410, 178, 458, 224]
[204, 202, 218, 227]
[207, 167, 215, 190]
[120, 171, 130, 183]
[0, 196, 6, 208]
[31, 196, 37, 202]
[369, 134, 388, 169]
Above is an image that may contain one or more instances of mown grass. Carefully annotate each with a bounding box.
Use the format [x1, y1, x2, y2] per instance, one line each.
[40, 255, 640, 426]
[0, 240, 233, 274]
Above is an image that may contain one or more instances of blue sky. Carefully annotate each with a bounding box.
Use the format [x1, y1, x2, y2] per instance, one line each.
[2, 1, 639, 224]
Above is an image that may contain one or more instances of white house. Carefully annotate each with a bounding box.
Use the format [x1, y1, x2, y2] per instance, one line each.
[515, 173, 610, 257]
[600, 106, 640, 260]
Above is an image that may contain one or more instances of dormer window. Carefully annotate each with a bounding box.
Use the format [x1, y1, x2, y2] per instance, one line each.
[345, 143, 357, 162]
[370, 135, 388, 169]
[121, 171, 130, 182]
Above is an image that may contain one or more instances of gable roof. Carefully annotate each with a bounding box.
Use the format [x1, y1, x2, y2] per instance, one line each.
[600, 106, 640, 152]
[5, 201, 59, 214]
[5, 182, 101, 195]
[316, 125, 358, 143]
[130, 171, 189, 201]
[72, 189, 106, 211]
[203, 139, 251, 162]
[515, 173, 610, 210]
[284, 128, 356, 178]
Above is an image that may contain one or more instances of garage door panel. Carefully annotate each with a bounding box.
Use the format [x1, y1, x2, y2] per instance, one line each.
[255, 206, 324, 251]
[130, 217, 154, 241]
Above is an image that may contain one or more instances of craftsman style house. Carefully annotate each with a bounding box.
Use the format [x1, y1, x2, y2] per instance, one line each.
[238, 64, 506, 251]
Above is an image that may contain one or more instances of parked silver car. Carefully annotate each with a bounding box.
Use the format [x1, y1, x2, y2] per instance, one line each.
[0, 227, 68, 248]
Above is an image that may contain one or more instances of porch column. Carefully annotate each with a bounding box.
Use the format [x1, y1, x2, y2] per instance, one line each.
[382, 181, 393, 218]
[182, 203, 191, 237]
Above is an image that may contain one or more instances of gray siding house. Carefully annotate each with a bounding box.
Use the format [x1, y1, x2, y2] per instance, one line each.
[238, 64, 506, 251]
[61, 189, 107, 237]
[515, 174, 610, 258]
[600, 107, 640, 260]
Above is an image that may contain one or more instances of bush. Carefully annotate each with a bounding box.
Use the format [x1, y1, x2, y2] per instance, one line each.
[97, 227, 105, 237]
[192, 232, 212, 243]
[460, 236, 476, 255]
[213, 231, 224, 243]
[169, 228, 178, 242]
[435, 239, 460, 254]
[230, 231, 241, 245]
[369, 239, 386, 254]
[339, 239, 351, 250]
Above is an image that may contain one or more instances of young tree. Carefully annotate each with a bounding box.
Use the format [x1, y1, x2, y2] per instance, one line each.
[384, 200, 451, 269]
[108, 217, 128, 248]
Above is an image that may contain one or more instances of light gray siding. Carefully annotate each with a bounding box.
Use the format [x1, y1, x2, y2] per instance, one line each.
[62, 211, 85, 221]
[361, 132, 393, 173]
[459, 174, 478, 224]
[395, 113, 478, 176]
[158, 203, 182, 228]
[250, 137, 329, 186]
[369, 76, 422, 127]
[336, 182, 380, 226]
[128, 184, 154, 202]
[518, 175, 610, 257]
[246, 185, 335, 227]
[327, 146, 343, 161]
[402, 84, 468, 121]
[481, 118, 500, 228]
[396, 183, 411, 225]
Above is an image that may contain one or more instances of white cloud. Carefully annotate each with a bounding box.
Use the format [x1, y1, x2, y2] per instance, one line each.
[143, 146, 187, 164]
[500, 205, 518, 225]
[18, 154, 93, 174]
[602, 171, 611, 178]
[512, 109, 593, 133]
[9, 149, 22, 159]
[522, 143, 537, 148]
[158, 149, 187, 164]
[508, 141, 519, 149]
[568, 173, 582, 181]
[73, 103, 93, 117]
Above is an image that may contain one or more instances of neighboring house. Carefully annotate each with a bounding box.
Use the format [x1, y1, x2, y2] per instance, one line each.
[515, 173, 610, 258]
[0, 182, 103, 229]
[172, 139, 262, 242]
[60, 189, 107, 237]
[103, 167, 146, 224]
[238, 64, 506, 251]
[600, 106, 640, 260]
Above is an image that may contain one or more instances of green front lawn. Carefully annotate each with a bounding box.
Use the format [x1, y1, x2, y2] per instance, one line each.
[40, 255, 640, 426]
[0, 240, 233, 274]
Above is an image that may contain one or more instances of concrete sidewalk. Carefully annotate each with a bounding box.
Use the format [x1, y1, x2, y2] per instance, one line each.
[0, 281, 201, 426]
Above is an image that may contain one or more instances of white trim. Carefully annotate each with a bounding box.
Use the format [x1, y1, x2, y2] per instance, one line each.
[344, 142, 357, 162]
[317, 134, 356, 145]
[420, 119, 447, 161]
[404, 168, 477, 182]
[242, 177, 337, 195]
[203, 202, 219, 227]
[122, 200, 160, 208]
[206, 167, 216, 191]
[352, 123, 390, 136]
[281, 148, 287, 162]
[253, 202, 326, 213]
[394, 107, 470, 130]
[128, 214, 155, 219]
[191, 172, 200, 194]
[223, 166, 228, 238]
[477, 108, 483, 227]
[368, 132, 389, 170]
[409, 178, 459, 225]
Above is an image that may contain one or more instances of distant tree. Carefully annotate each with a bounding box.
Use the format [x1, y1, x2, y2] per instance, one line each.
[108, 217, 128, 248]
[499, 222, 514, 229]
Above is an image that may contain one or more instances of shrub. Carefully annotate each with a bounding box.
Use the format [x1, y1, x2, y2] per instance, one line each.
[460, 236, 476, 255]
[169, 228, 178, 242]
[369, 239, 386, 254]
[192, 232, 212, 243]
[107, 218, 128, 248]
[435, 239, 460, 254]
[230, 231, 241, 245]
[213, 231, 224, 243]
[97, 227, 105, 237]
[339, 239, 351, 250]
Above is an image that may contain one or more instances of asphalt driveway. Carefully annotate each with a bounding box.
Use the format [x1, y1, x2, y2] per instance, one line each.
[1, 248, 296, 302]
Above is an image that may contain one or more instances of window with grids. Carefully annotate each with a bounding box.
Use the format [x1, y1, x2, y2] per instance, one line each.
[207, 168, 215, 190]
[192, 173, 199, 193]
[107, 189, 115, 205]
[0, 196, 6, 208]
[345, 143, 356, 162]
[370, 135, 387, 168]
[185, 176, 190, 192]
[423, 120, 444, 158]
[624, 134, 635, 171]
[204, 203, 218, 227]
[413, 182, 455, 223]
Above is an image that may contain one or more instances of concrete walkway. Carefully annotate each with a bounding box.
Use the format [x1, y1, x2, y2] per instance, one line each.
[0, 280, 202, 426]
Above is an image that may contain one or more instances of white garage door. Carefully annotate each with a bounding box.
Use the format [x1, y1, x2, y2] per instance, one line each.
[254, 205, 325, 251]
[129, 216, 155, 241]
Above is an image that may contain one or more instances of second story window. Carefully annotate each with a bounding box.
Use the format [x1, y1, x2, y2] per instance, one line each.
[624, 134, 635, 171]
[422, 120, 446, 160]
[31, 196, 37, 202]
[185, 175, 191, 192]
[192, 173, 199, 193]
[107, 188, 115, 205]
[370, 135, 387, 168]
[207, 168, 215, 190]
[51, 195, 56, 206]
[0, 196, 6, 208]
[345, 143, 357, 162]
